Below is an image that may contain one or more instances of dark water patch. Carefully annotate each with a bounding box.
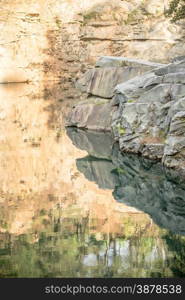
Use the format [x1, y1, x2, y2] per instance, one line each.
[67, 128, 185, 236]
[112, 146, 185, 236]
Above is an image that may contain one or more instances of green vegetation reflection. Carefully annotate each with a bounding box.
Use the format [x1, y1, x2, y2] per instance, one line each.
[0, 209, 185, 278]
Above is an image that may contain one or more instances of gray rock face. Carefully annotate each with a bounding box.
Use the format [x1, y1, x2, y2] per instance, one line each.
[68, 56, 165, 137]
[76, 67, 139, 98]
[76, 56, 163, 98]
[113, 59, 185, 169]
[163, 109, 185, 169]
[67, 56, 185, 171]
[155, 61, 185, 76]
[66, 97, 112, 131]
[171, 56, 185, 63]
[95, 56, 165, 68]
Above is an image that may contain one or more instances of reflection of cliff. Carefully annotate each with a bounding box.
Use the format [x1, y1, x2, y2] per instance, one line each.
[164, 234, 185, 277]
[66, 128, 113, 159]
[67, 128, 185, 235]
[112, 147, 185, 236]
[0, 82, 185, 277]
[67, 128, 118, 189]
[1, 82, 178, 278]
[0, 83, 130, 235]
[77, 157, 118, 190]
[1, 208, 185, 278]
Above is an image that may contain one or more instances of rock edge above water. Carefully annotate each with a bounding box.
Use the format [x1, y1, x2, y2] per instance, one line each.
[66, 56, 185, 172]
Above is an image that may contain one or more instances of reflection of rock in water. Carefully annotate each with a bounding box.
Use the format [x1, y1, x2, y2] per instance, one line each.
[67, 127, 119, 189]
[112, 146, 185, 236]
[66, 127, 113, 160]
[76, 157, 119, 190]
[67, 128, 185, 235]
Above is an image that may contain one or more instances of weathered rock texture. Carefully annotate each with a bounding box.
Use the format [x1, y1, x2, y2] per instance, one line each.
[76, 56, 164, 98]
[113, 58, 185, 171]
[66, 97, 112, 131]
[66, 56, 164, 131]
[1, 0, 185, 84]
[67, 55, 185, 172]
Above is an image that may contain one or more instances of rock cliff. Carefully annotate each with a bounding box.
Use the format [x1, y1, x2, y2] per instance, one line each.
[66, 57, 165, 130]
[66, 55, 185, 173]
[1, 0, 185, 84]
[2, 0, 185, 171]
[113, 57, 185, 171]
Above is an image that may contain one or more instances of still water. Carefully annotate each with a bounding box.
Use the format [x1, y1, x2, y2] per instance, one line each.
[0, 83, 185, 278]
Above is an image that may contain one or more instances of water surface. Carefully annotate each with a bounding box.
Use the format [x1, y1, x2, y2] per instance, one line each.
[0, 83, 185, 278]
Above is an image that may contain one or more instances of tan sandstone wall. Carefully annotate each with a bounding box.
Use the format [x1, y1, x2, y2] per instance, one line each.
[0, 0, 185, 83]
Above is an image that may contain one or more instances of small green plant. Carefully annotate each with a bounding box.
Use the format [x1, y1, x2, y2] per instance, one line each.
[125, 9, 140, 25]
[165, 0, 185, 22]
[83, 11, 100, 24]
[55, 16, 62, 28]
[127, 99, 136, 103]
[158, 129, 166, 140]
[116, 167, 125, 174]
[116, 123, 126, 136]
[0, 222, 8, 230]
[119, 127, 126, 135]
